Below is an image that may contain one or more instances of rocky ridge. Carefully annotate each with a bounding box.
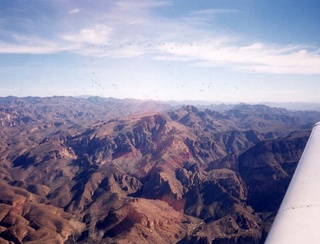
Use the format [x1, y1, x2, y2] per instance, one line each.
[0, 96, 319, 243]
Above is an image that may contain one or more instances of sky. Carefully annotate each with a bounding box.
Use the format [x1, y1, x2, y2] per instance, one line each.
[1, 0, 320, 103]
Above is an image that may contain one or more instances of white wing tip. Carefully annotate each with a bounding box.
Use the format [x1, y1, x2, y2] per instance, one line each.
[314, 122, 320, 127]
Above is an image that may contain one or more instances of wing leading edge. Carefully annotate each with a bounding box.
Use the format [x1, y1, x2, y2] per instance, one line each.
[265, 122, 320, 243]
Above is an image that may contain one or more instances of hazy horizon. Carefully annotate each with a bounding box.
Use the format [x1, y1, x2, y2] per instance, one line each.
[2, 94, 320, 112]
[1, 1, 320, 103]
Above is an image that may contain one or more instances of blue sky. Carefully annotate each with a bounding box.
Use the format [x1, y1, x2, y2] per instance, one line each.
[1, 0, 320, 103]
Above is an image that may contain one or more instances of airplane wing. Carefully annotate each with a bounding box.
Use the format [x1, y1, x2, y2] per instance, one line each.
[265, 122, 320, 243]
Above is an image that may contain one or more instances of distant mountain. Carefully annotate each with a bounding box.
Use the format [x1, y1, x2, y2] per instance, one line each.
[0, 96, 319, 243]
[263, 102, 320, 111]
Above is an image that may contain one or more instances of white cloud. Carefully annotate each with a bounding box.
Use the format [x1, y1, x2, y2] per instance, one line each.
[109, 45, 146, 58]
[69, 9, 80, 14]
[156, 41, 320, 74]
[1, 1, 319, 76]
[193, 9, 239, 15]
[70, 43, 147, 58]
[63, 25, 113, 45]
[0, 35, 69, 54]
[115, 0, 171, 9]
[0, 43, 58, 54]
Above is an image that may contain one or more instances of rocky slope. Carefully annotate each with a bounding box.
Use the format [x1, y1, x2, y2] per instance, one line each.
[0, 96, 319, 243]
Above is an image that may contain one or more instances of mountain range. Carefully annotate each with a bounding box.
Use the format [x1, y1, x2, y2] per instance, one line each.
[0, 96, 319, 243]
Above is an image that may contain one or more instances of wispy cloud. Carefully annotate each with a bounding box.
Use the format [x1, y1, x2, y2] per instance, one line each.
[156, 41, 320, 74]
[115, 0, 171, 9]
[69, 9, 80, 14]
[0, 42, 60, 54]
[0, 34, 68, 54]
[193, 9, 239, 15]
[0, 0, 319, 75]
[181, 8, 240, 28]
[63, 25, 113, 45]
